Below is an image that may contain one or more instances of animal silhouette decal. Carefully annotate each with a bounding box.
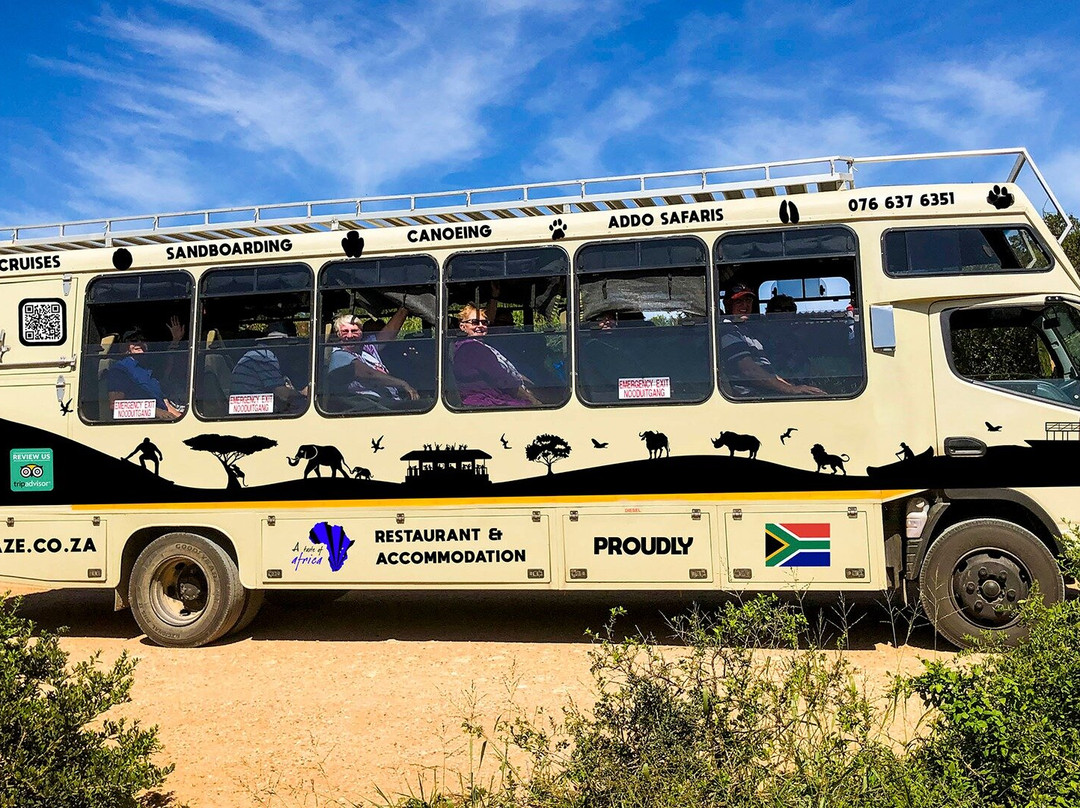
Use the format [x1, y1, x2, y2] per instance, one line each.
[639, 431, 670, 459]
[811, 443, 849, 474]
[287, 444, 352, 478]
[711, 431, 761, 459]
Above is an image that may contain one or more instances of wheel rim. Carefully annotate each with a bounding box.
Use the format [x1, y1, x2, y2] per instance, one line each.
[148, 555, 211, 628]
[950, 546, 1031, 630]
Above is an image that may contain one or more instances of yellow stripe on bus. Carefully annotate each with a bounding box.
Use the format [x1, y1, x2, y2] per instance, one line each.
[71, 489, 919, 511]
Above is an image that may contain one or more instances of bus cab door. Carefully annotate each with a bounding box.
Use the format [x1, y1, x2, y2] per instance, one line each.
[929, 297, 1080, 474]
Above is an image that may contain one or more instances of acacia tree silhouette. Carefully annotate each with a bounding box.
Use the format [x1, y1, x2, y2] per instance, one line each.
[525, 434, 571, 475]
[183, 434, 278, 489]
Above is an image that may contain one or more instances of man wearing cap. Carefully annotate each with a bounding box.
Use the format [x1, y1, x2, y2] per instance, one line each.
[230, 322, 308, 413]
[106, 330, 182, 419]
[720, 282, 825, 397]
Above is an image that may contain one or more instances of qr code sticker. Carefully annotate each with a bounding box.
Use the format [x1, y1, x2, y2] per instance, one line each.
[19, 299, 66, 346]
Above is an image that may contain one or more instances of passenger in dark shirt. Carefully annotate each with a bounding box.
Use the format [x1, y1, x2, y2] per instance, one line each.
[106, 330, 182, 419]
[230, 322, 308, 413]
[452, 303, 540, 407]
[719, 283, 824, 396]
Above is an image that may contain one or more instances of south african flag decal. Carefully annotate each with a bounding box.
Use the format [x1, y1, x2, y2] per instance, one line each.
[765, 523, 831, 567]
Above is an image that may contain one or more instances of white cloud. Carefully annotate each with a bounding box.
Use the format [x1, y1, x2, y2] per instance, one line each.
[24, 0, 638, 216]
[875, 56, 1050, 145]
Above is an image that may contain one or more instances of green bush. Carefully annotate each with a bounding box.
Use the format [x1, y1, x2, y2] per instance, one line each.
[906, 596, 1080, 808]
[378, 592, 1080, 808]
[0, 595, 174, 808]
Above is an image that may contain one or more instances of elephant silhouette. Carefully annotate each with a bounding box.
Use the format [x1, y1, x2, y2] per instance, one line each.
[287, 444, 351, 478]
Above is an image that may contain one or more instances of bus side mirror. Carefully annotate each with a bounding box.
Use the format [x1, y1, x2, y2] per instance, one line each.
[870, 304, 896, 352]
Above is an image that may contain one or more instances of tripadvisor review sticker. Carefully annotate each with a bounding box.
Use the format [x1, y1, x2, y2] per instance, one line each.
[10, 448, 54, 492]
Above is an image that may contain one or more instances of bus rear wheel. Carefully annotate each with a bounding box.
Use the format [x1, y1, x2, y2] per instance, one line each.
[920, 518, 1063, 649]
[229, 588, 265, 636]
[129, 533, 245, 648]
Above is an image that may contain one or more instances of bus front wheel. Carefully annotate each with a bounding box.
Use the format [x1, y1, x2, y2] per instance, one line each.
[129, 533, 245, 648]
[920, 518, 1063, 649]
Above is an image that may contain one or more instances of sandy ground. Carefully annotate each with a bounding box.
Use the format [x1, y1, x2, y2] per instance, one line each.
[3, 583, 955, 807]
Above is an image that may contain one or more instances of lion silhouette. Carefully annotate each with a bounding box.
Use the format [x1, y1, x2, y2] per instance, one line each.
[811, 443, 849, 475]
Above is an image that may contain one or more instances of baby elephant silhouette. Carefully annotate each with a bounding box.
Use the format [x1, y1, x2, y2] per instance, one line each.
[811, 443, 849, 475]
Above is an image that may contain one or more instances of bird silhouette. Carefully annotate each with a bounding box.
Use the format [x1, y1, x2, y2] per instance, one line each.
[780, 427, 797, 444]
[500, 433, 511, 449]
[59, 398, 73, 415]
[985, 421, 1003, 432]
[372, 435, 385, 452]
[591, 438, 609, 448]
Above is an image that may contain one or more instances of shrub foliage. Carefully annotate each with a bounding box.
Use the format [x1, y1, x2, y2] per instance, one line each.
[0, 596, 172, 808]
[380, 590, 1080, 808]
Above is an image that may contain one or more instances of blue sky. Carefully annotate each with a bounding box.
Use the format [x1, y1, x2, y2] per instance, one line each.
[2, 1, 1079, 230]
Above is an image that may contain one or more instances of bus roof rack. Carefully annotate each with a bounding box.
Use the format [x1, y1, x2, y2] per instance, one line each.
[0, 147, 1071, 254]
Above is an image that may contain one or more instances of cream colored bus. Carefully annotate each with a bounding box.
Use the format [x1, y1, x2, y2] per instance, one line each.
[1, 148, 1076, 648]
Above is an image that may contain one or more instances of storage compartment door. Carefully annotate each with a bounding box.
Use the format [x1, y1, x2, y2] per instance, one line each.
[0, 516, 106, 582]
[562, 510, 713, 584]
[262, 512, 551, 585]
[724, 509, 870, 586]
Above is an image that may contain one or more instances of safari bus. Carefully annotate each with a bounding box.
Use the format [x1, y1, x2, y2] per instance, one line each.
[1, 147, 1076, 648]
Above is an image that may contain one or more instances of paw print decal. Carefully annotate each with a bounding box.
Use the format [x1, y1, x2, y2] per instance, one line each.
[779, 199, 800, 224]
[987, 185, 1014, 210]
[341, 230, 365, 258]
[549, 218, 567, 241]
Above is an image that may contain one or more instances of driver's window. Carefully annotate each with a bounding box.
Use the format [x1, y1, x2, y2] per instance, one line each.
[948, 304, 1080, 408]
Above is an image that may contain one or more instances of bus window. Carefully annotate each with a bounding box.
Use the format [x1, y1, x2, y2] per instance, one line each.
[79, 271, 193, 423]
[884, 226, 1052, 276]
[575, 237, 710, 405]
[444, 247, 569, 410]
[194, 263, 313, 419]
[715, 227, 864, 400]
[947, 303, 1080, 408]
[317, 255, 437, 415]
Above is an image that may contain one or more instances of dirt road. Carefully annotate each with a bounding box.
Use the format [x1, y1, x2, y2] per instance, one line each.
[4, 584, 951, 807]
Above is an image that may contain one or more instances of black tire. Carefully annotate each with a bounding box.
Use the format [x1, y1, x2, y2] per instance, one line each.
[129, 533, 246, 648]
[229, 588, 265, 636]
[920, 518, 1064, 649]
